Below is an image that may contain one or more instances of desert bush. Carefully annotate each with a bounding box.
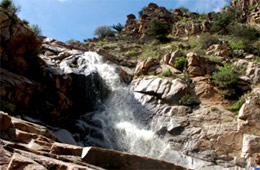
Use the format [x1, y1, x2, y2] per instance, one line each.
[228, 40, 244, 50]
[227, 92, 252, 115]
[190, 33, 219, 49]
[146, 19, 170, 42]
[22, 19, 29, 25]
[1, 0, 20, 15]
[228, 23, 260, 41]
[176, 7, 189, 13]
[174, 56, 186, 71]
[210, 7, 241, 33]
[125, 49, 139, 57]
[179, 93, 196, 106]
[112, 23, 124, 33]
[161, 68, 172, 77]
[30, 24, 42, 36]
[212, 65, 238, 89]
[94, 26, 115, 39]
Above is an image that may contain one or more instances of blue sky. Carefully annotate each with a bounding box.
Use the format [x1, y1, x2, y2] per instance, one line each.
[14, 0, 230, 42]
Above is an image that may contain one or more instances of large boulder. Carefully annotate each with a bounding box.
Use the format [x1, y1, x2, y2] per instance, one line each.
[132, 76, 188, 105]
[81, 147, 184, 170]
[134, 58, 159, 76]
[187, 52, 207, 76]
[206, 44, 232, 57]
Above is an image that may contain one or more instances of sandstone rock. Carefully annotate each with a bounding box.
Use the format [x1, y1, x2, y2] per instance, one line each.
[163, 53, 171, 64]
[187, 52, 206, 76]
[241, 134, 260, 158]
[81, 147, 184, 170]
[132, 76, 188, 105]
[0, 9, 42, 75]
[206, 44, 232, 57]
[0, 112, 11, 131]
[134, 58, 159, 76]
[50, 142, 82, 156]
[191, 22, 201, 34]
[7, 153, 46, 170]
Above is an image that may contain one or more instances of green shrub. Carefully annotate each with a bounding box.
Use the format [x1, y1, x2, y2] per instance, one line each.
[227, 92, 251, 115]
[112, 23, 124, 33]
[228, 40, 244, 50]
[211, 107, 218, 112]
[127, 50, 139, 56]
[1, 0, 20, 15]
[179, 94, 196, 106]
[30, 24, 42, 36]
[228, 24, 260, 41]
[213, 65, 239, 89]
[146, 19, 170, 42]
[210, 7, 240, 33]
[22, 19, 29, 25]
[190, 33, 219, 49]
[94, 26, 115, 38]
[161, 68, 172, 77]
[174, 56, 186, 71]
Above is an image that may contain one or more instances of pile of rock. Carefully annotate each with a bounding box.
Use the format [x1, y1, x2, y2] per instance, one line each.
[0, 111, 184, 170]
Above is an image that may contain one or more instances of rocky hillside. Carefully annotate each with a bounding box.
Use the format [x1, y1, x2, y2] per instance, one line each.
[1, 0, 260, 169]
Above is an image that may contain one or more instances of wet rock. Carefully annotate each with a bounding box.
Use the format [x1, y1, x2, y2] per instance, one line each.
[119, 67, 133, 84]
[53, 129, 77, 145]
[81, 147, 184, 170]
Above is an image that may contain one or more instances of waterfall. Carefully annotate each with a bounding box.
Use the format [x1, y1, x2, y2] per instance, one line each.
[61, 51, 170, 159]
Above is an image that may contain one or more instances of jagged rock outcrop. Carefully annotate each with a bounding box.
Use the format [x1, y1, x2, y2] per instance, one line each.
[0, 111, 184, 170]
[232, 0, 260, 26]
[121, 3, 177, 39]
[0, 9, 108, 126]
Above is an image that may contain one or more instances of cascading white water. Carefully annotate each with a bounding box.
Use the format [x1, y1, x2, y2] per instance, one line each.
[63, 52, 170, 159]
[60, 52, 229, 169]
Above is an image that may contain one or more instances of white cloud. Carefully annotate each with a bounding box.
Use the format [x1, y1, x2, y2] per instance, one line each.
[176, 0, 229, 13]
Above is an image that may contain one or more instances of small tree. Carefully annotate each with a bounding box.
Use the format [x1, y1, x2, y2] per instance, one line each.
[94, 26, 115, 39]
[211, 7, 240, 33]
[146, 19, 170, 42]
[1, 0, 20, 15]
[30, 24, 42, 36]
[112, 23, 124, 33]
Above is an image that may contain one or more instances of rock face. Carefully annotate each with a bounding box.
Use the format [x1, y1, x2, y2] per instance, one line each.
[0, 8, 42, 75]
[132, 76, 189, 105]
[0, 112, 184, 170]
[206, 44, 232, 57]
[121, 3, 177, 39]
[0, 9, 109, 126]
[187, 52, 207, 76]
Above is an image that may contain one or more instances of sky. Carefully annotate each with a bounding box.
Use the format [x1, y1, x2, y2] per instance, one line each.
[13, 0, 230, 42]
